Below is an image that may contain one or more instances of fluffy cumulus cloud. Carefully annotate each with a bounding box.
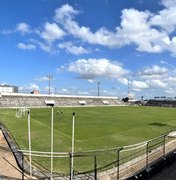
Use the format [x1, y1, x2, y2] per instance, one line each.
[117, 9, 166, 53]
[54, 4, 122, 47]
[161, 0, 176, 9]
[131, 64, 176, 92]
[146, 79, 167, 88]
[41, 22, 66, 42]
[67, 58, 129, 79]
[16, 22, 30, 34]
[52, 2, 176, 55]
[19, 83, 39, 92]
[3, 0, 176, 55]
[132, 80, 149, 91]
[138, 65, 168, 79]
[17, 43, 36, 50]
[58, 41, 88, 55]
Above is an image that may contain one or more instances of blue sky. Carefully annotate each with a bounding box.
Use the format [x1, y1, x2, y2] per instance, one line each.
[1, 0, 176, 99]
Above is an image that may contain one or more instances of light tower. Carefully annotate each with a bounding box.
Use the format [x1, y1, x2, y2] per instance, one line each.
[47, 75, 53, 95]
[97, 81, 100, 96]
[127, 78, 130, 97]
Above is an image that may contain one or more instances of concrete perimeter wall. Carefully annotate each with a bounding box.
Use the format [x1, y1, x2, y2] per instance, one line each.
[0, 93, 125, 108]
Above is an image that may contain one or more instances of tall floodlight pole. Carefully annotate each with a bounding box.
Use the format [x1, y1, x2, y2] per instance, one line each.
[97, 81, 100, 97]
[47, 75, 53, 95]
[71, 112, 75, 180]
[127, 78, 130, 97]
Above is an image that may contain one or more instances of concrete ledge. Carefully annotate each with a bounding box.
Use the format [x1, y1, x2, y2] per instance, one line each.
[127, 150, 176, 180]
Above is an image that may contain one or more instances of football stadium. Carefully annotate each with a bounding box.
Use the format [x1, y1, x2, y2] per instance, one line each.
[0, 93, 176, 179]
[1, 0, 176, 179]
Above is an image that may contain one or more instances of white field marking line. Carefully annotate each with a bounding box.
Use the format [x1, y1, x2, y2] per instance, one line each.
[30, 117, 80, 141]
[123, 141, 147, 149]
[121, 143, 147, 152]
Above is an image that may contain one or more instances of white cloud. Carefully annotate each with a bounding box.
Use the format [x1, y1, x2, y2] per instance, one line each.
[54, 4, 122, 47]
[139, 65, 168, 77]
[150, 7, 176, 33]
[3, 2, 176, 56]
[146, 79, 167, 88]
[53, 3, 176, 55]
[54, 3, 79, 21]
[132, 80, 149, 91]
[87, 79, 95, 83]
[41, 22, 66, 42]
[16, 22, 30, 34]
[38, 41, 53, 53]
[57, 87, 90, 95]
[19, 83, 39, 91]
[165, 87, 176, 94]
[17, 43, 36, 50]
[118, 78, 128, 85]
[35, 76, 49, 81]
[67, 58, 129, 79]
[118, 8, 167, 53]
[161, 0, 176, 8]
[168, 76, 176, 83]
[31, 39, 54, 53]
[58, 41, 88, 55]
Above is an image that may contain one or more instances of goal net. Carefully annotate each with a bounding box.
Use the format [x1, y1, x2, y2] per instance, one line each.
[16, 108, 29, 118]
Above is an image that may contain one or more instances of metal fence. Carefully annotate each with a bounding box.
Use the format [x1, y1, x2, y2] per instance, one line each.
[1, 127, 176, 180]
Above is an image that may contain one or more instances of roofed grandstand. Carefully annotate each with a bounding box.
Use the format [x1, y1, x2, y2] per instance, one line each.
[145, 99, 176, 107]
[0, 93, 125, 108]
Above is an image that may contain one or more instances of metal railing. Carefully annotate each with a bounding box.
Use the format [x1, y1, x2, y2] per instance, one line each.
[1, 124, 176, 180]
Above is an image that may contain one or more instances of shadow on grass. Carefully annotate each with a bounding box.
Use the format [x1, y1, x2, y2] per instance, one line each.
[148, 122, 176, 129]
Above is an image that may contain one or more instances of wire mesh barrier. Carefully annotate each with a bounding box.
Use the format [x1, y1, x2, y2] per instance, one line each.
[1, 123, 176, 180]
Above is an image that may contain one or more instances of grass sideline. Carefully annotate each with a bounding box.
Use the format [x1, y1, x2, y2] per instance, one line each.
[0, 106, 176, 174]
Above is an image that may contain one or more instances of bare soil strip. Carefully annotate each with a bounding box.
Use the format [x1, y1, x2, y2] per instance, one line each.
[0, 130, 30, 179]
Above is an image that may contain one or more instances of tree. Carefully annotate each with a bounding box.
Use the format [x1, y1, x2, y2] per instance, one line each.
[122, 97, 129, 102]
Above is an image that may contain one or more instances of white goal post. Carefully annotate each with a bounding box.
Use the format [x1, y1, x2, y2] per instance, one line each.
[15, 107, 30, 118]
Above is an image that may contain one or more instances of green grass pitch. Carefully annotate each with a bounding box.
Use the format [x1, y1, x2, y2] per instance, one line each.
[0, 106, 176, 174]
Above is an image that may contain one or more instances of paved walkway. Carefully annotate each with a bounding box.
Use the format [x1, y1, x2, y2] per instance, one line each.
[98, 138, 176, 180]
[0, 131, 30, 179]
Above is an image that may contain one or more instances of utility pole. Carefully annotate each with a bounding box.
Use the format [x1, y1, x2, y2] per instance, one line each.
[47, 75, 53, 95]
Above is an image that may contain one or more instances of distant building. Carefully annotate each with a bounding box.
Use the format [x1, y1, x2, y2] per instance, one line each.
[30, 90, 39, 94]
[0, 84, 18, 93]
